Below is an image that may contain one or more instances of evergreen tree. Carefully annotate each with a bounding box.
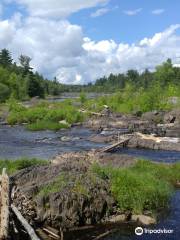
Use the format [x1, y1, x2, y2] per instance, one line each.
[0, 49, 13, 68]
[19, 55, 32, 76]
[26, 73, 45, 98]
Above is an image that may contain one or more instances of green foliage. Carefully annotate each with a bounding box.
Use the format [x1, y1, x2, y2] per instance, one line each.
[0, 49, 65, 102]
[79, 92, 87, 105]
[0, 49, 13, 68]
[84, 77, 179, 114]
[26, 120, 69, 131]
[7, 101, 84, 130]
[26, 73, 45, 98]
[92, 160, 180, 214]
[0, 158, 48, 175]
[0, 83, 10, 102]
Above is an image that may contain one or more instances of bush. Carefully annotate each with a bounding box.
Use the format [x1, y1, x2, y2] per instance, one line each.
[0, 83, 10, 102]
[7, 101, 84, 130]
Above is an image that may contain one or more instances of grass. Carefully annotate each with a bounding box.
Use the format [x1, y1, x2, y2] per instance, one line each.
[38, 173, 99, 198]
[38, 173, 68, 197]
[7, 100, 84, 131]
[0, 158, 48, 175]
[91, 160, 180, 214]
[26, 120, 69, 131]
[83, 84, 180, 114]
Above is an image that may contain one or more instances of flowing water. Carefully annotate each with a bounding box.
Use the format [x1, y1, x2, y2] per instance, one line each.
[0, 125, 179, 239]
[0, 125, 105, 159]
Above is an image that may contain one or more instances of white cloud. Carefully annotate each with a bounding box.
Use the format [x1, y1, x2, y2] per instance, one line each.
[13, 0, 109, 18]
[123, 8, 142, 16]
[152, 9, 165, 15]
[91, 7, 110, 18]
[0, 11, 180, 84]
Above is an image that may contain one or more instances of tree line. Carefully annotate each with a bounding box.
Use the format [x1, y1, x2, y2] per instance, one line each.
[0, 49, 65, 102]
[0, 48, 180, 103]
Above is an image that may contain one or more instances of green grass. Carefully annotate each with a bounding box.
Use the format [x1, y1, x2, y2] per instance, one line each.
[26, 120, 69, 131]
[38, 173, 68, 197]
[91, 160, 180, 214]
[7, 101, 84, 131]
[0, 158, 48, 175]
[84, 84, 180, 114]
[38, 173, 99, 198]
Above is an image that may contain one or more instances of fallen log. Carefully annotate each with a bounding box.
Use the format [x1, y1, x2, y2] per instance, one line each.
[11, 204, 40, 240]
[42, 227, 60, 239]
[0, 168, 9, 240]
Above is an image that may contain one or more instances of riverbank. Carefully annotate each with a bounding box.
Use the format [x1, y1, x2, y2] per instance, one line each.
[1, 152, 178, 239]
[1, 99, 180, 152]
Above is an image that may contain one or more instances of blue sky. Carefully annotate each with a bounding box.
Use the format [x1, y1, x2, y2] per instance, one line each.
[69, 0, 180, 43]
[0, 0, 180, 84]
[2, 0, 180, 43]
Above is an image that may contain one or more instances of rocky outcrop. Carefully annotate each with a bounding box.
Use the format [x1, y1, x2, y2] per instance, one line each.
[127, 133, 180, 151]
[10, 152, 137, 230]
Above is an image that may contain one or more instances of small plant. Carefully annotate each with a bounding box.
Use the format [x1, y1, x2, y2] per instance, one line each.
[38, 173, 68, 197]
[0, 158, 48, 175]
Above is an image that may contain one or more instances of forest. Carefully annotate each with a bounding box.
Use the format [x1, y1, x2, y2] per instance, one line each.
[0, 48, 180, 105]
[0, 48, 65, 102]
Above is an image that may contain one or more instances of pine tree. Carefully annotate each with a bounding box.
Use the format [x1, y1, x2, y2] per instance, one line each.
[26, 73, 45, 98]
[19, 55, 32, 76]
[0, 49, 13, 68]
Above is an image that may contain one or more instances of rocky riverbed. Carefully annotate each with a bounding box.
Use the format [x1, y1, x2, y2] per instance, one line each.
[1, 108, 180, 239]
[85, 109, 180, 151]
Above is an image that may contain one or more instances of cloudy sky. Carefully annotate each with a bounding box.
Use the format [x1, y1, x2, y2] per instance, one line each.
[0, 0, 180, 84]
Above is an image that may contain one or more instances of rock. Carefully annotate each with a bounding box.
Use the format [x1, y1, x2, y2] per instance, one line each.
[127, 134, 180, 151]
[142, 111, 165, 124]
[175, 181, 180, 188]
[109, 214, 126, 223]
[164, 110, 180, 124]
[131, 215, 156, 225]
[61, 136, 71, 142]
[164, 114, 176, 124]
[60, 136, 80, 142]
[11, 155, 117, 229]
[59, 120, 70, 127]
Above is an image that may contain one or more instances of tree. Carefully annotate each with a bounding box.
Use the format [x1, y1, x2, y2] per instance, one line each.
[19, 55, 32, 75]
[155, 59, 175, 87]
[8, 73, 20, 99]
[0, 49, 13, 68]
[26, 73, 45, 98]
[127, 70, 139, 85]
[0, 83, 10, 102]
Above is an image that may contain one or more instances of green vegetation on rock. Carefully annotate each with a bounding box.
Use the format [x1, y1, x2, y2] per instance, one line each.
[0, 158, 48, 175]
[92, 160, 180, 214]
[7, 100, 84, 131]
[38, 173, 68, 197]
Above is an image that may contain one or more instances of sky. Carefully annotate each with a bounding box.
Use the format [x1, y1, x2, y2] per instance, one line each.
[0, 0, 180, 84]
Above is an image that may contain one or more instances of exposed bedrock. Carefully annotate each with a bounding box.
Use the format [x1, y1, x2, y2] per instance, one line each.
[11, 153, 136, 230]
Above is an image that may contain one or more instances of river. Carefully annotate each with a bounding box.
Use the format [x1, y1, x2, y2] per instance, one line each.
[0, 125, 179, 239]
